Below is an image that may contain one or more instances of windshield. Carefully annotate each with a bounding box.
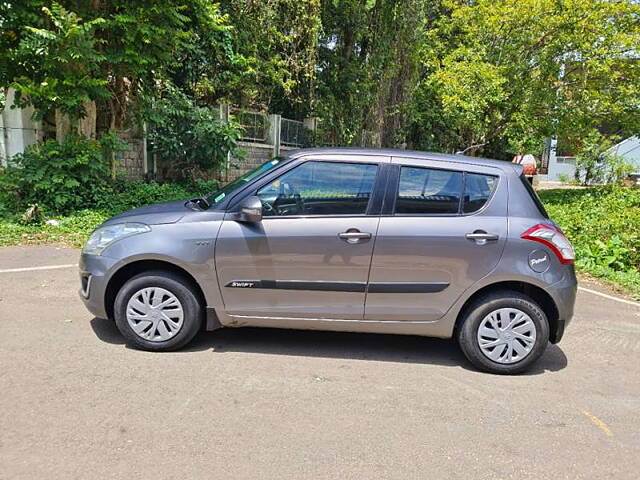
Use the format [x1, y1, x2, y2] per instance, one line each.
[206, 158, 283, 208]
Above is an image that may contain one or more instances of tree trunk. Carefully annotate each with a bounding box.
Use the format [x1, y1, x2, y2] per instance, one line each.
[77, 100, 97, 139]
[55, 110, 72, 142]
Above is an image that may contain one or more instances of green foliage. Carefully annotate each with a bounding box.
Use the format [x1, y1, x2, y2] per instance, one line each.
[540, 185, 640, 299]
[9, 3, 109, 122]
[98, 178, 219, 213]
[0, 209, 110, 247]
[0, 0, 47, 89]
[411, 0, 640, 156]
[143, 86, 243, 178]
[316, 0, 435, 147]
[0, 135, 118, 214]
[221, 0, 321, 117]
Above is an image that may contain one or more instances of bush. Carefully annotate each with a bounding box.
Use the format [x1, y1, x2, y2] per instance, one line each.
[0, 134, 118, 215]
[540, 185, 640, 298]
[144, 86, 243, 181]
[98, 179, 219, 214]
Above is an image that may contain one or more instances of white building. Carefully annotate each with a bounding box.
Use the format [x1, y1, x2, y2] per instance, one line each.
[608, 136, 640, 178]
[546, 135, 640, 182]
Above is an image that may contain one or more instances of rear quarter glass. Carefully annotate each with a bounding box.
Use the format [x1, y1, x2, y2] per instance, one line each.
[519, 174, 549, 218]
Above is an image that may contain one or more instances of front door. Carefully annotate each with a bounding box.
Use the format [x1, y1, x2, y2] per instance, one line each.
[365, 159, 508, 322]
[215, 158, 387, 322]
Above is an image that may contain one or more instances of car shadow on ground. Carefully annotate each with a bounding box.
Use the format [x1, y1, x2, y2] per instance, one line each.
[90, 317, 568, 375]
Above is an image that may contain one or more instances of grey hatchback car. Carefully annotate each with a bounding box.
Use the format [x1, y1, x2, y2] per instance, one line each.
[80, 148, 577, 374]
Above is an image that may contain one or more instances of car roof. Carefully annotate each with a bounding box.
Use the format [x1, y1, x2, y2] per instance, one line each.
[285, 147, 519, 173]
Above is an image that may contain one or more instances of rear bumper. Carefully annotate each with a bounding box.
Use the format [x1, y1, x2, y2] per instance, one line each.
[78, 253, 117, 319]
[548, 270, 578, 343]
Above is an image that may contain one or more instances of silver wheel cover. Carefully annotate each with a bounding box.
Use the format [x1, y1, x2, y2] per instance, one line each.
[477, 307, 537, 364]
[126, 287, 184, 342]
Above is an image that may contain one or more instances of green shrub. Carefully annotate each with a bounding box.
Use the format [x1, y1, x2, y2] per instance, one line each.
[144, 85, 243, 181]
[95, 178, 220, 214]
[540, 185, 640, 298]
[0, 134, 118, 215]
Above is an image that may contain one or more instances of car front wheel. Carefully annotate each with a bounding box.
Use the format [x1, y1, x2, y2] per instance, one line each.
[457, 290, 550, 374]
[114, 271, 203, 351]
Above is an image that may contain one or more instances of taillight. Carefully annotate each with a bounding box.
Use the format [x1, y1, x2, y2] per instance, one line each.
[521, 224, 575, 265]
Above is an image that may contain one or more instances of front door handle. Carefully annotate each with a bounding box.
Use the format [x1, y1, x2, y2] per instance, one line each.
[338, 230, 372, 244]
[466, 231, 499, 245]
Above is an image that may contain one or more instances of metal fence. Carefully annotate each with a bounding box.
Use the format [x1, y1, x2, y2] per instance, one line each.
[233, 109, 269, 143]
[280, 118, 307, 147]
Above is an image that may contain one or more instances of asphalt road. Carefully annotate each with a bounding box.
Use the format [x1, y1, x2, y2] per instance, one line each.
[1, 245, 639, 479]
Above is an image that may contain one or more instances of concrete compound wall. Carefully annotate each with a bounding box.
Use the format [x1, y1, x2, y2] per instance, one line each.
[1, 89, 42, 166]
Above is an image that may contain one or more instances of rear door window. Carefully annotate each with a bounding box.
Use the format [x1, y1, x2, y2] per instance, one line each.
[395, 166, 463, 214]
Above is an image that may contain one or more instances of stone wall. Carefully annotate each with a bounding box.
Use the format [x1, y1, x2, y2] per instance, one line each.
[225, 141, 275, 180]
[116, 131, 145, 180]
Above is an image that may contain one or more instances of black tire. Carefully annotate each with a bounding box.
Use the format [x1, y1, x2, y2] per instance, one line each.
[457, 290, 550, 375]
[114, 271, 203, 351]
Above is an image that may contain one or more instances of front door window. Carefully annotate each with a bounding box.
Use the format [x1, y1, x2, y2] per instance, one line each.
[257, 161, 377, 216]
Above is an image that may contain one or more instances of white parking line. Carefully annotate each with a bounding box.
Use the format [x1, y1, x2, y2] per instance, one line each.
[578, 286, 640, 308]
[0, 264, 77, 274]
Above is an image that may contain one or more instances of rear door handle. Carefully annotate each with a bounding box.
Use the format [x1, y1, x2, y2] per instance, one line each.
[466, 231, 499, 244]
[338, 230, 372, 244]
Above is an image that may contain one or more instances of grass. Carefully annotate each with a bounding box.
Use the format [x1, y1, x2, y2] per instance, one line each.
[0, 210, 110, 248]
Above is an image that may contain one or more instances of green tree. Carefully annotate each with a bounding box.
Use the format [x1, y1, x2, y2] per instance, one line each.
[219, 0, 321, 118]
[7, 3, 108, 137]
[316, 0, 440, 147]
[411, 0, 640, 157]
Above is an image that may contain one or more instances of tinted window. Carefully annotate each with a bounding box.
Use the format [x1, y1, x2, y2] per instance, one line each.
[396, 167, 462, 214]
[519, 173, 549, 218]
[463, 173, 498, 213]
[257, 161, 377, 216]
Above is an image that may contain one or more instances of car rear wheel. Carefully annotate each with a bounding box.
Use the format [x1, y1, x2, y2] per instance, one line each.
[457, 290, 549, 374]
[114, 271, 203, 351]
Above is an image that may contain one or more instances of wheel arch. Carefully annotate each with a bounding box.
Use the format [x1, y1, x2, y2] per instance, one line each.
[104, 259, 207, 321]
[452, 280, 560, 342]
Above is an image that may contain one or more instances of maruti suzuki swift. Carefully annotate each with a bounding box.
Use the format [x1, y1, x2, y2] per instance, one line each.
[79, 148, 577, 374]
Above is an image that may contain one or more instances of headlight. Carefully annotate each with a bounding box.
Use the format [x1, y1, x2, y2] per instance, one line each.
[83, 223, 151, 255]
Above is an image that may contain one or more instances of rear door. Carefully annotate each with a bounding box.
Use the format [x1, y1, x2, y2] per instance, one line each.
[215, 155, 389, 322]
[365, 158, 508, 321]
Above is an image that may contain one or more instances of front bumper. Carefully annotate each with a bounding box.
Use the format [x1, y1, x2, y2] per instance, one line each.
[78, 253, 118, 319]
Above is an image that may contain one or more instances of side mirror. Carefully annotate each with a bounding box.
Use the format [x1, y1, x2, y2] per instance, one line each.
[235, 196, 263, 223]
